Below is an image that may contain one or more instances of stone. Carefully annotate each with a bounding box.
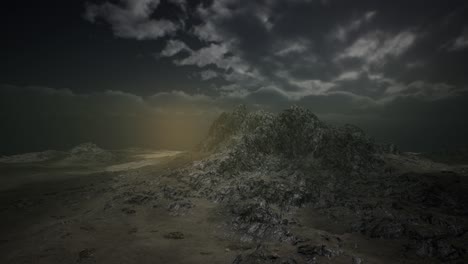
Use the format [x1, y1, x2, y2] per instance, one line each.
[163, 231, 185, 239]
[77, 248, 96, 263]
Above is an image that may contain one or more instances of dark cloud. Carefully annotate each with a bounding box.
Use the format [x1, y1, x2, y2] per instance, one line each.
[3, 83, 467, 154]
[85, 0, 179, 40]
[445, 27, 468, 51]
[0, 85, 217, 155]
[115, 0, 467, 104]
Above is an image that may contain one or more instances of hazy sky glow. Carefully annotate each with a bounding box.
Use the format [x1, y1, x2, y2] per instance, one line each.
[1, 0, 468, 154]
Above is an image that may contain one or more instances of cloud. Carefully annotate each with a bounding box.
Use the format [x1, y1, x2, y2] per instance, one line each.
[83, 0, 468, 110]
[0, 85, 231, 153]
[384, 80, 465, 100]
[275, 41, 309, 57]
[193, 22, 223, 42]
[332, 10, 377, 42]
[168, 0, 186, 11]
[175, 43, 229, 67]
[5, 80, 468, 153]
[275, 70, 336, 99]
[335, 71, 361, 82]
[147, 90, 221, 115]
[160, 39, 191, 57]
[406, 61, 424, 69]
[445, 28, 468, 51]
[84, 0, 178, 40]
[166, 41, 251, 74]
[199, 70, 219, 80]
[337, 31, 417, 66]
[289, 79, 336, 98]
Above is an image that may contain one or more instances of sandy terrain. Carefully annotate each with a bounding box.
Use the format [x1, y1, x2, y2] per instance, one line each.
[0, 147, 467, 264]
[0, 150, 242, 264]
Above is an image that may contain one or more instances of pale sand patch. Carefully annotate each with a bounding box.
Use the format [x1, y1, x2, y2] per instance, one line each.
[135, 150, 183, 159]
[105, 150, 183, 172]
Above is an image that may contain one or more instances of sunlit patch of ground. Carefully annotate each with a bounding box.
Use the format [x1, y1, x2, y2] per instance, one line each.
[105, 151, 183, 172]
[135, 150, 183, 160]
[0, 149, 184, 191]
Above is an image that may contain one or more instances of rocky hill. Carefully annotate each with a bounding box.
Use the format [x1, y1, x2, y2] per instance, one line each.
[66, 142, 114, 163]
[199, 105, 391, 174]
[169, 105, 468, 263]
[424, 147, 468, 165]
[0, 150, 63, 164]
[0, 143, 115, 164]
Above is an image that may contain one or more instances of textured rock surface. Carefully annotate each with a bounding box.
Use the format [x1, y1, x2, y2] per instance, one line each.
[175, 105, 468, 263]
[67, 142, 114, 163]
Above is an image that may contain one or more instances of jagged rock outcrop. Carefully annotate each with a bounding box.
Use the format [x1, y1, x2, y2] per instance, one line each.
[173, 106, 389, 242]
[172, 105, 468, 263]
[199, 105, 384, 175]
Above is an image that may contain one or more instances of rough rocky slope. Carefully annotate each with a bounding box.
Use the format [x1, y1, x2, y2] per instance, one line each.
[168, 105, 468, 263]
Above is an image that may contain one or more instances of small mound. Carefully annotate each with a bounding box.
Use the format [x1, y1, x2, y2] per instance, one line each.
[0, 150, 62, 164]
[67, 142, 114, 163]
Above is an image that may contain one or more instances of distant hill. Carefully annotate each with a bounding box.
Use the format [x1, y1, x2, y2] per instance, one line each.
[0, 142, 114, 164]
[423, 147, 468, 165]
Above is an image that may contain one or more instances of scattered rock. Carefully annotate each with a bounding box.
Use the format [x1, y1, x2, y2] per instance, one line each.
[232, 246, 297, 264]
[163, 231, 185, 239]
[61, 232, 72, 239]
[121, 208, 136, 215]
[414, 239, 465, 261]
[297, 244, 335, 258]
[77, 248, 96, 263]
[366, 218, 405, 239]
[167, 200, 194, 216]
[125, 194, 151, 205]
[352, 256, 363, 264]
[79, 225, 96, 232]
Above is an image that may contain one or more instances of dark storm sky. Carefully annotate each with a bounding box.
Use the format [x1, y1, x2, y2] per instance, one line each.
[1, 0, 468, 154]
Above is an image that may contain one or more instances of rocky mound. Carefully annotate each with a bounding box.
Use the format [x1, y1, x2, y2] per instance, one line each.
[67, 142, 114, 163]
[424, 146, 468, 165]
[169, 105, 467, 263]
[0, 143, 114, 164]
[199, 105, 385, 175]
[0, 150, 63, 164]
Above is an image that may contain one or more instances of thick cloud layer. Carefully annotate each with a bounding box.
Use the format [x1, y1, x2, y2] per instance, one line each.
[2, 84, 468, 155]
[85, 0, 468, 100]
[0, 85, 217, 155]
